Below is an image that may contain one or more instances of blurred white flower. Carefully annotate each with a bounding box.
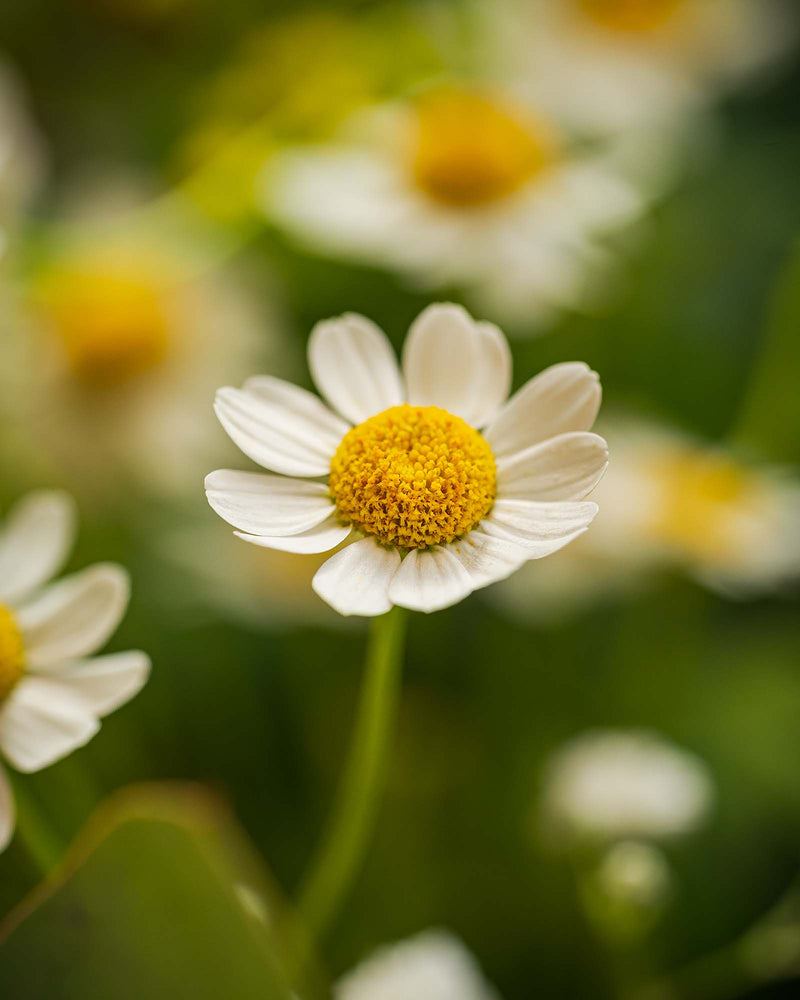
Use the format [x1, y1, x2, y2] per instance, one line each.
[206, 303, 607, 617]
[0, 60, 46, 255]
[488, 0, 795, 138]
[262, 86, 653, 330]
[335, 930, 499, 1000]
[0, 185, 285, 499]
[0, 490, 150, 852]
[540, 729, 714, 842]
[491, 420, 800, 622]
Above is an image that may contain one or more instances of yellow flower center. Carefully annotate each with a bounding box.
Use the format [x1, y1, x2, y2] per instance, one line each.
[650, 450, 752, 562]
[0, 604, 25, 704]
[411, 88, 557, 208]
[577, 0, 686, 33]
[330, 404, 496, 550]
[36, 264, 170, 386]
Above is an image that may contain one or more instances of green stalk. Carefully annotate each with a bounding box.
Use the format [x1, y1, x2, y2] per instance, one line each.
[297, 607, 408, 943]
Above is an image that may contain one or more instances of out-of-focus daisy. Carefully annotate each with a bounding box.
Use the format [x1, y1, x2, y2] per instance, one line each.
[540, 729, 714, 843]
[335, 929, 499, 1000]
[206, 303, 608, 617]
[0, 490, 150, 852]
[492, 420, 800, 622]
[1, 187, 282, 498]
[0, 60, 46, 255]
[262, 85, 651, 329]
[177, 6, 444, 226]
[489, 0, 795, 137]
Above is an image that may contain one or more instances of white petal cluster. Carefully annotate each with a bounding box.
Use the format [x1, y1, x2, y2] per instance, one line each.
[335, 930, 499, 1000]
[540, 729, 714, 841]
[262, 104, 649, 330]
[489, 0, 795, 137]
[0, 491, 150, 852]
[207, 303, 608, 617]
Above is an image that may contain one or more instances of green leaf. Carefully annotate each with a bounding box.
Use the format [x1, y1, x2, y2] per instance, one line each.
[0, 783, 325, 1000]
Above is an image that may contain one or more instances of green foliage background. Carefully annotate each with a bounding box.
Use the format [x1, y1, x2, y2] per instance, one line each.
[0, 1, 799, 997]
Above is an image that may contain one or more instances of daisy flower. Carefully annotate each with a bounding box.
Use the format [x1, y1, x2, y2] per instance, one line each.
[492, 419, 800, 622]
[1, 183, 281, 499]
[490, 0, 795, 137]
[0, 490, 150, 852]
[335, 929, 499, 1000]
[205, 303, 607, 617]
[262, 86, 649, 329]
[540, 729, 714, 843]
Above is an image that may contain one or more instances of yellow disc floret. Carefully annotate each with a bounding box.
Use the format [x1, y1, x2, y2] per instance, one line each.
[412, 88, 558, 208]
[35, 261, 170, 386]
[577, 0, 685, 34]
[330, 404, 496, 550]
[0, 604, 25, 704]
[650, 449, 752, 563]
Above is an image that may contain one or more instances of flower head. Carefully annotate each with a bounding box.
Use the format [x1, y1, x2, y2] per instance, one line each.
[1, 185, 278, 499]
[489, 0, 794, 138]
[206, 303, 607, 617]
[0, 491, 150, 852]
[335, 929, 499, 1000]
[262, 86, 647, 329]
[540, 729, 714, 842]
[492, 419, 800, 623]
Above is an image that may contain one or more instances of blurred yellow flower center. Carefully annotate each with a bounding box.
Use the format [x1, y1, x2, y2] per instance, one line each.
[412, 89, 557, 207]
[651, 450, 752, 561]
[577, 0, 685, 33]
[0, 604, 25, 704]
[37, 265, 170, 386]
[330, 404, 496, 550]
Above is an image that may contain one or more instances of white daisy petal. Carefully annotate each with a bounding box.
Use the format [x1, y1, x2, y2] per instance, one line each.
[235, 516, 352, 554]
[309, 313, 404, 424]
[447, 530, 531, 590]
[312, 537, 400, 617]
[0, 490, 77, 605]
[482, 499, 599, 557]
[497, 432, 608, 501]
[16, 564, 130, 669]
[388, 546, 474, 614]
[485, 362, 601, 457]
[205, 469, 335, 537]
[40, 650, 151, 717]
[215, 377, 348, 478]
[402, 304, 512, 426]
[0, 765, 14, 853]
[0, 677, 99, 773]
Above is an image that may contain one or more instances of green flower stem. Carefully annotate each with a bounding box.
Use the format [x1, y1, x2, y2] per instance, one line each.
[297, 606, 408, 944]
[9, 771, 62, 877]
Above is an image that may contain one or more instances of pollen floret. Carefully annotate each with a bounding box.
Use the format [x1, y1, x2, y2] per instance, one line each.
[0, 604, 25, 703]
[330, 404, 496, 549]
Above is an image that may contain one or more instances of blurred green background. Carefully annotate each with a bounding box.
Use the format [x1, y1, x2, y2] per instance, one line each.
[0, 1, 799, 998]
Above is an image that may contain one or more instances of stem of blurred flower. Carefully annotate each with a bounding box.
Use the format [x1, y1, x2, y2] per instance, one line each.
[297, 606, 407, 944]
[9, 772, 62, 877]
